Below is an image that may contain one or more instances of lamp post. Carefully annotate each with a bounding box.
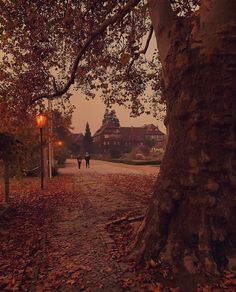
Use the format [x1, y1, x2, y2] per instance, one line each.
[48, 99, 53, 179]
[36, 114, 47, 190]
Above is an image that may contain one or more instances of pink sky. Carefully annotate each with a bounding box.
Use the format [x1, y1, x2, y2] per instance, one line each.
[70, 36, 166, 136]
[70, 92, 166, 136]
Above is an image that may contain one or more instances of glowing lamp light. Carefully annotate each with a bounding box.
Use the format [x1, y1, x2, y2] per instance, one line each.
[36, 114, 47, 128]
[54, 140, 63, 147]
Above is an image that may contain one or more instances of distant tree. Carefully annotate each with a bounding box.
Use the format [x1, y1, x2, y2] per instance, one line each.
[102, 109, 110, 125]
[52, 110, 75, 163]
[53, 110, 71, 143]
[83, 122, 93, 153]
[109, 110, 120, 127]
[69, 141, 81, 157]
[102, 109, 120, 127]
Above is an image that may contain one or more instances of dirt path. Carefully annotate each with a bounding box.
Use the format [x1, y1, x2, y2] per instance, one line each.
[0, 160, 158, 291]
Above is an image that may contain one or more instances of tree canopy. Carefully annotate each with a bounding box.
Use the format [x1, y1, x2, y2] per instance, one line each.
[102, 109, 120, 127]
[0, 0, 200, 122]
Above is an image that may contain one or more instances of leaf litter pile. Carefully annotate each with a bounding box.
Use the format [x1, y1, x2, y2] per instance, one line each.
[0, 176, 85, 291]
[0, 173, 157, 291]
[0, 173, 235, 291]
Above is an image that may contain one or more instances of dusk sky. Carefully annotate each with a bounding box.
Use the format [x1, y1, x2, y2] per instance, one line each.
[70, 36, 166, 136]
[70, 92, 166, 136]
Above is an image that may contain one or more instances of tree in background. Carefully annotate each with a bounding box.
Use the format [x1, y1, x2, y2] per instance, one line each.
[53, 111, 71, 143]
[68, 139, 82, 158]
[102, 109, 120, 127]
[102, 109, 110, 125]
[83, 122, 93, 153]
[109, 110, 120, 127]
[52, 107, 83, 163]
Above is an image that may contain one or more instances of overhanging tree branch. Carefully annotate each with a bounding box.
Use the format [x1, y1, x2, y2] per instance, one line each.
[52, 75, 59, 94]
[127, 25, 153, 72]
[30, 0, 142, 105]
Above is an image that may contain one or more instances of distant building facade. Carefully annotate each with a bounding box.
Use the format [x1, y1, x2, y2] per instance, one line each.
[93, 122, 165, 153]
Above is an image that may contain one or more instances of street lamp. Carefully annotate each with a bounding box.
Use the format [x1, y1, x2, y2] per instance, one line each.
[36, 114, 47, 190]
[56, 141, 63, 147]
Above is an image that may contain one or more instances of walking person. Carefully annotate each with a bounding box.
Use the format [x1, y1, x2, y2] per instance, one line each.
[85, 152, 90, 168]
[77, 154, 82, 169]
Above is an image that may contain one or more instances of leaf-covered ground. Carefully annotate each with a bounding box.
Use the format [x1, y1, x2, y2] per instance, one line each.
[0, 170, 157, 291]
[0, 166, 235, 291]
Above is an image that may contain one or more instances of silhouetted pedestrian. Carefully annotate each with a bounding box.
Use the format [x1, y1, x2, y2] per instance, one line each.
[85, 152, 90, 168]
[77, 154, 82, 169]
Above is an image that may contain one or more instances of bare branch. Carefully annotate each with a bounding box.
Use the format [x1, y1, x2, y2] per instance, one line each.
[127, 25, 153, 72]
[139, 25, 154, 55]
[52, 76, 59, 95]
[148, 0, 175, 64]
[30, 0, 142, 105]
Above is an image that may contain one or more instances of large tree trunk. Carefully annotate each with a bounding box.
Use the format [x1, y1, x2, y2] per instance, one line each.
[136, 0, 236, 275]
[3, 159, 10, 204]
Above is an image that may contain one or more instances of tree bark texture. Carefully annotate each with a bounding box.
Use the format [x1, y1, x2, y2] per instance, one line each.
[137, 0, 236, 275]
[3, 159, 10, 204]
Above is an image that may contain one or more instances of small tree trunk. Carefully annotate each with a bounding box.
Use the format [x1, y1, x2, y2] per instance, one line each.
[136, 0, 236, 275]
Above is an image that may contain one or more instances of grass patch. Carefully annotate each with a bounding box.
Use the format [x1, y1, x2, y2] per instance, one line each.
[94, 158, 161, 166]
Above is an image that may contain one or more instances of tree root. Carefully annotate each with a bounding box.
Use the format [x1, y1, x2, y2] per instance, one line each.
[106, 215, 145, 227]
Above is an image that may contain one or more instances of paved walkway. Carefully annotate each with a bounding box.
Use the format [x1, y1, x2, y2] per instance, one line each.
[61, 159, 159, 175]
[0, 160, 158, 291]
[53, 160, 158, 291]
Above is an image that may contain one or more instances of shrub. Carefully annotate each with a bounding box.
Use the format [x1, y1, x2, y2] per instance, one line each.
[52, 166, 59, 176]
[139, 145, 151, 156]
[134, 153, 145, 160]
[110, 148, 122, 159]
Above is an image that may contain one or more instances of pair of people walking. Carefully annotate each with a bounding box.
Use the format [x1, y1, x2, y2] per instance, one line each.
[77, 152, 90, 169]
